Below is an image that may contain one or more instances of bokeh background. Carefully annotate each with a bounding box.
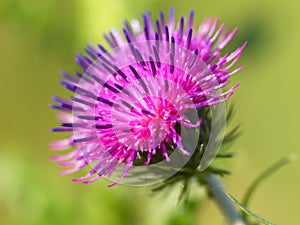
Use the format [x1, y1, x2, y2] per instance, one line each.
[1, 0, 299, 224]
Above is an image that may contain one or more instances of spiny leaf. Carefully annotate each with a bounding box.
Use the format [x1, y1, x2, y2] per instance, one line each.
[223, 125, 240, 145]
[226, 104, 235, 122]
[178, 180, 189, 205]
[207, 166, 231, 176]
[225, 192, 276, 225]
[216, 152, 234, 158]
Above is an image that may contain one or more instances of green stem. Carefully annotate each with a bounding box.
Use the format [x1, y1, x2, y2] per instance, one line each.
[202, 172, 245, 225]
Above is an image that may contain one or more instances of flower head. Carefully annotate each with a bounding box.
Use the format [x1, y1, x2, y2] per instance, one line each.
[50, 8, 246, 186]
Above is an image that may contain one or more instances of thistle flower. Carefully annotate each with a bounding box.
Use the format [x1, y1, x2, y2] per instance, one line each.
[50, 8, 246, 186]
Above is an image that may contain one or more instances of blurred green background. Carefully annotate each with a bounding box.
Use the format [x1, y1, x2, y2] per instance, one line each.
[1, 0, 299, 224]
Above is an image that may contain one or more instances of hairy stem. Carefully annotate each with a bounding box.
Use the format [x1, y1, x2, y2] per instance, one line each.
[202, 172, 245, 225]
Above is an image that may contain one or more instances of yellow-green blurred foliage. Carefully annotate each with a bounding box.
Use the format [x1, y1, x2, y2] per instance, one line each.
[1, 0, 299, 224]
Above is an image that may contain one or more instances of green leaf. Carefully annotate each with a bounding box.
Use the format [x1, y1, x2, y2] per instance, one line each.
[242, 154, 297, 207]
[225, 192, 276, 225]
